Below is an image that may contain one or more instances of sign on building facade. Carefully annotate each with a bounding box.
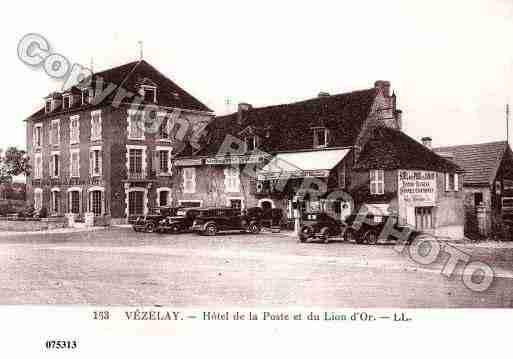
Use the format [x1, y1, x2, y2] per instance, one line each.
[398, 170, 437, 206]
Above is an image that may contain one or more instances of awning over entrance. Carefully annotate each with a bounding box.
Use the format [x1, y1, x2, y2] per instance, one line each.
[257, 148, 350, 180]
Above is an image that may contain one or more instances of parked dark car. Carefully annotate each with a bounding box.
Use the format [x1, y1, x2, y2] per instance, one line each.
[132, 206, 179, 233]
[157, 208, 201, 234]
[299, 211, 418, 244]
[245, 207, 283, 229]
[191, 207, 262, 235]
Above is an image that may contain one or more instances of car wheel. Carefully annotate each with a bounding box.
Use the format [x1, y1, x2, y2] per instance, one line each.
[320, 227, 330, 244]
[170, 225, 180, 234]
[342, 228, 353, 242]
[145, 222, 156, 233]
[248, 223, 261, 234]
[364, 230, 379, 245]
[204, 223, 218, 236]
[299, 226, 312, 243]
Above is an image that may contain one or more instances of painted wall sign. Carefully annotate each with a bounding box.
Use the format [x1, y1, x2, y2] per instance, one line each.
[174, 158, 203, 167]
[257, 169, 330, 180]
[206, 155, 263, 165]
[31, 178, 106, 186]
[398, 170, 437, 206]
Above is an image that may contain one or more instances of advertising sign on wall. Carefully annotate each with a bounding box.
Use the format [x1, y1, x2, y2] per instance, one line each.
[398, 170, 437, 206]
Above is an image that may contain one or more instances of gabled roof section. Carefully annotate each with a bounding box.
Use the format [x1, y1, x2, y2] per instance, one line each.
[184, 88, 378, 157]
[434, 141, 509, 185]
[353, 126, 461, 173]
[27, 59, 211, 120]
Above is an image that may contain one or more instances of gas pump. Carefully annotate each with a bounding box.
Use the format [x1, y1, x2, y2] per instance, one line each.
[292, 195, 305, 236]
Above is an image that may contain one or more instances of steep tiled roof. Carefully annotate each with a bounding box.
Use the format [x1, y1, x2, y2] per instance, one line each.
[27, 60, 211, 120]
[353, 126, 461, 172]
[183, 88, 378, 157]
[434, 141, 509, 185]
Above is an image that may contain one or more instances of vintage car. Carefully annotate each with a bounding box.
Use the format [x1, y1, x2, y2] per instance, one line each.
[299, 211, 418, 244]
[157, 208, 201, 234]
[191, 207, 262, 235]
[132, 206, 179, 233]
[245, 207, 283, 229]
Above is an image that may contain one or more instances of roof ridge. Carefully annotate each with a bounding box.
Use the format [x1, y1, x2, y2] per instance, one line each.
[434, 140, 508, 150]
[92, 60, 140, 77]
[218, 87, 377, 117]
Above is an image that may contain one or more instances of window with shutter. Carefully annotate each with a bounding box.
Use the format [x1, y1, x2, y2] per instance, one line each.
[370, 170, 384, 195]
[224, 167, 240, 192]
[34, 154, 42, 179]
[183, 167, 196, 193]
[158, 117, 169, 140]
[51, 153, 60, 177]
[70, 150, 80, 178]
[129, 149, 143, 174]
[70, 116, 80, 143]
[445, 173, 456, 191]
[50, 120, 60, 146]
[159, 150, 169, 173]
[90, 149, 101, 176]
[90, 110, 102, 141]
[128, 112, 144, 140]
[52, 191, 60, 213]
[34, 189, 43, 210]
[33, 124, 42, 148]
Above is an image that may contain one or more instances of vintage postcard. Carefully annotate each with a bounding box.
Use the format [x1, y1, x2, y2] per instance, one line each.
[1, 0, 512, 356]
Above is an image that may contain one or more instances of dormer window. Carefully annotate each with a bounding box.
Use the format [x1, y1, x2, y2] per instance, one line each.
[245, 136, 258, 152]
[313, 127, 328, 148]
[141, 85, 157, 103]
[45, 99, 52, 113]
[62, 94, 73, 110]
[81, 88, 93, 105]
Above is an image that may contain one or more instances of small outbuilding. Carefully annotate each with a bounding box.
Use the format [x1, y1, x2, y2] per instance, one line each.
[434, 141, 513, 238]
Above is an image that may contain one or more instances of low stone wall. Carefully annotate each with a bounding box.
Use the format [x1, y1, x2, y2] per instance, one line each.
[0, 217, 67, 232]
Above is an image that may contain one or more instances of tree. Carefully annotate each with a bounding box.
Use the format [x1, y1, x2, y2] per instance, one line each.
[0, 147, 30, 183]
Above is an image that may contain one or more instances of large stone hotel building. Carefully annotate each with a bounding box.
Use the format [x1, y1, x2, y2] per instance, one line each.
[25, 60, 213, 223]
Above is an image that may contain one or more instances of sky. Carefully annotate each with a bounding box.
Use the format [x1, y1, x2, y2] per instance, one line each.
[1, 0, 513, 150]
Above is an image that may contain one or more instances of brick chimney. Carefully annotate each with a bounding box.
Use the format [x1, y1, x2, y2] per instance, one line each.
[374, 80, 391, 97]
[421, 136, 432, 149]
[237, 103, 252, 125]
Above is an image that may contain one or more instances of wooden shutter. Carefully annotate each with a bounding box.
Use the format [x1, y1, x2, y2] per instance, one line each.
[89, 151, 94, 176]
[445, 173, 450, 191]
[454, 174, 459, 191]
[152, 150, 158, 172]
[99, 150, 103, 176]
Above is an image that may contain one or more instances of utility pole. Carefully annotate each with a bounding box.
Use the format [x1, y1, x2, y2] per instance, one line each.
[507, 104, 510, 145]
[137, 41, 143, 60]
[90, 57, 94, 73]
